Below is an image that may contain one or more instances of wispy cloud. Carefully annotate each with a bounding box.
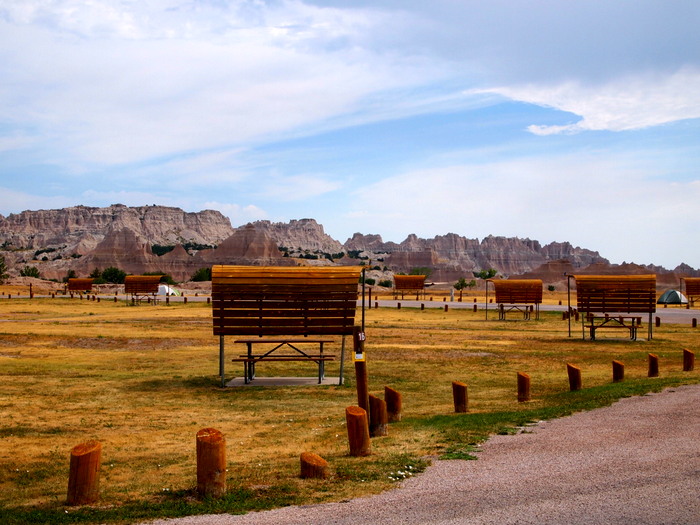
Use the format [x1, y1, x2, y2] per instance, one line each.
[477, 67, 700, 135]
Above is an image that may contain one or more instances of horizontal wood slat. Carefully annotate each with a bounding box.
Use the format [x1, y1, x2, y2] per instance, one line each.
[684, 277, 700, 296]
[393, 275, 426, 291]
[574, 274, 656, 314]
[211, 265, 361, 337]
[489, 279, 543, 304]
[124, 275, 162, 294]
[67, 278, 94, 291]
[215, 326, 356, 337]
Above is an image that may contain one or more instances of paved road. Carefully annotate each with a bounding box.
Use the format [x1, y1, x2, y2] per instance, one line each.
[146, 383, 700, 525]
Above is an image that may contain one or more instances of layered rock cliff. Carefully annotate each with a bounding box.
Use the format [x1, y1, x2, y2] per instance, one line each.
[0, 205, 696, 283]
[0, 204, 234, 254]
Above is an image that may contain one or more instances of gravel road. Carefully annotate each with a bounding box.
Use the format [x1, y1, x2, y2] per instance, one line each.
[144, 383, 700, 525]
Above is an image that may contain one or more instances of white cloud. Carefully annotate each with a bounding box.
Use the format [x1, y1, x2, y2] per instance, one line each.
[254, 173, 342, 202]
[0, 187, 73, 214]
[204, 201, 268, 227]
[0, 1, 443, 167]
[473, 67, 700, 134]
[339, 153, 700, 268]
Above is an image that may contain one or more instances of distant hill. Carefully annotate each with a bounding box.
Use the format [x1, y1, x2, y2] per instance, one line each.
[0, 205, 697, 285]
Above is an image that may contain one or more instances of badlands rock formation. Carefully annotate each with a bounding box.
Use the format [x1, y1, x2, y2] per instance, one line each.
[0, 204, 234, 254]
[0, 205, 696, 283]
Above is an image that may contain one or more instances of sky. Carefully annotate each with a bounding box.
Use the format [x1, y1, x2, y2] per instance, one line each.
[0, 1, 699, 269]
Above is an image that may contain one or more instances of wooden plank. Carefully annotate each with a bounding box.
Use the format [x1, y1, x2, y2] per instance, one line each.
[124, 275, 162, 294]
[574, 274, 656, 314]
[67, 278, 94, 292]
[214, 326, 356, 336]
[211, 265, 361, 338]
[394, 275, 426, 291]
[490, 279, 543, 304]
[684, 277, 700, 296]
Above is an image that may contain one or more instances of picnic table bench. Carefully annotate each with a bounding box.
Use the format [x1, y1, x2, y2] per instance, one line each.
[486, 279, 543, 320]
[124, 275, 162, 304]
[681, 277, 700, 309]
[211, 265, 362, 386]
[393, 274, 426, 299]
[570, 274, 656, 340]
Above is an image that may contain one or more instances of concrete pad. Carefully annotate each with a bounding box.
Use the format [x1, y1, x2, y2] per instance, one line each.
[225, 376, 343, 387]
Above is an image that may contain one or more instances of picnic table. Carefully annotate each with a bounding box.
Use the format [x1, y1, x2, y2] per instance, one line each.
[211, 265, 362, 386]
[569, 274, 656, 340]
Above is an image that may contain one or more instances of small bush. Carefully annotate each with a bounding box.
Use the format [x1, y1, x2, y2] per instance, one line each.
[20, 266, 41, 278]
[101, 267, 127, 284]
[191, 267, 212, 282]
[379, 279, 392, 288]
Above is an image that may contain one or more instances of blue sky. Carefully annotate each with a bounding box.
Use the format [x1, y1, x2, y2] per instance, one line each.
[0, 0, 698, 268]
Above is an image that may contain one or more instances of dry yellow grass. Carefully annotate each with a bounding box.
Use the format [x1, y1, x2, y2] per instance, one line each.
[0, 292, 698, 513]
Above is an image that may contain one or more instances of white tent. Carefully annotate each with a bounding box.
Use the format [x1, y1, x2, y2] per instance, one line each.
[158, 284, 181, 296]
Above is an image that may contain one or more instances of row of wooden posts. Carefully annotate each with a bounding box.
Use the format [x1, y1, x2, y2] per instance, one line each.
[64, 346, 694, 505]
[454, 348, 697, 410]
[65, 384, 404, 506]
[2, 292, 208, 305]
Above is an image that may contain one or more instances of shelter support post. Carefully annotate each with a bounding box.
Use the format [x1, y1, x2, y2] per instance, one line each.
[339, 335, 346, 386]
[219, 335, 225, 388]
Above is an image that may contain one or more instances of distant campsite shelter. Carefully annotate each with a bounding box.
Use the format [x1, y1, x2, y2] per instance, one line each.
[680, 277, 700, 309]
[393, 274, 426, 299]
[124, 275, 162, 304]
[67, 278, 94, 295]
[485, 279, 543, 320]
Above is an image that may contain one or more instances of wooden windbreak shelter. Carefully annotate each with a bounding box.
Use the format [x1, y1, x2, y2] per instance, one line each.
[67, 278, 94, 294]
[485, 279, 543, 320]
[567, 274, 656, 340]
[680, 277, 700, 309]
[124, 275, 162, 304]
[393, 274, 426, 300]
[211, 265, 363, 386]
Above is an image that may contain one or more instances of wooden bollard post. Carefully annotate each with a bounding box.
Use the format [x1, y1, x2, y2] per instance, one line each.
[374, 301, 378, 309]
[369, 394, 388, 437]
[444, 304, 449, 312]
[693, 318, 697, 328]
[384, 386, 402, 422]
[66, 440, 102, 505]
[517, 372, 531, 402]
[166, 296, 169, 305]
[612, 360, 624, 382]
[196, 428, 226, 498]
[184, 296, 188, 304]
[452, 381, 468, 413]
[648, 353, 659, 377]
[397, 302, 401, 310]
[683, 348, 695, 372]
[299, 452, 329, 479]
[345, 406, 371, 456]
[421, 303, 425, 310]
[114, 296, 117, 303]
[207, 297, 211, 304]
[567, 363, 582, 391]
[354, 327, 369, 412]
[473, 304, 477, 312]
[655, 316, 660, 327]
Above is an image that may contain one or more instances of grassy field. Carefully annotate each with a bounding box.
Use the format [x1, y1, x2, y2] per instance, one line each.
[0, 293, 698, 524]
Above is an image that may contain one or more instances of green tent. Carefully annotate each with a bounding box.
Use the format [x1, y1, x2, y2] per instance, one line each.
[657, 289, 688, 304]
